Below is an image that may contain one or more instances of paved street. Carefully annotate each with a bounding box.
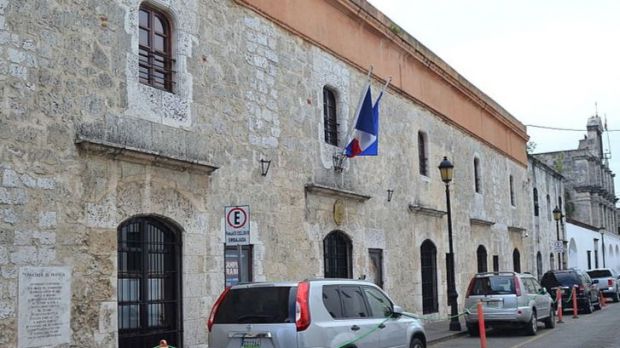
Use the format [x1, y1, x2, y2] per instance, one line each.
[430, 302, 620, 348]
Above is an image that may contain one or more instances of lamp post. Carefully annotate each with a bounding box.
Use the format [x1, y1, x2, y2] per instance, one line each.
[438, 156, 461, 331]
[553, 206, 563, 270]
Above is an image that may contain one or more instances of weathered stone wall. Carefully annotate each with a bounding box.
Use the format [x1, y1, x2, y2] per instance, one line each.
[0, 0, 532, 347]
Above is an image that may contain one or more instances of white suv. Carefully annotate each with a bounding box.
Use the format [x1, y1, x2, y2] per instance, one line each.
[207, 279, 426, 348]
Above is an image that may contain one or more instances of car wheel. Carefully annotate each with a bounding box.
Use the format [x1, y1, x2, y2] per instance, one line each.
[525, 311, 537, 336]
[583, 297, 593, 314]
[544, 306, 556, 329]
[466, 323, 480, 337]
[410, 337, 425, 348]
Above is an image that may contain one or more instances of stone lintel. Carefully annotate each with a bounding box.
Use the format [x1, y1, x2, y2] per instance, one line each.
[508, 226, 526, 233]
[408, 204, 446, 217]
[304, 183, 370, 201]
[75, 137, 219, 175]
[470, 218, 495, 226]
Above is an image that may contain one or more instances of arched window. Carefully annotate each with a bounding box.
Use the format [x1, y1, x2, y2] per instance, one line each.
[513, 248, 521, 273]
[324, 231, 352, 278]
[323, 87, 338, 146]
[139, 4, 174, 92]
[473, 157, 481, 193]
[418, 132, 428, 176]
[533, 188, 539, 216]
[118, 217, 182, 347]
[476, 245, 487, 272]
[420, 240, 438, 314]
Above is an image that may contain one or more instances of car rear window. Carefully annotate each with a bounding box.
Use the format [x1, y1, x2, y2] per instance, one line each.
[213, 286, 293, 324]
[470, 276, 515, 295]
[588, 270, 612, 278]
[554, 273, 579, 286]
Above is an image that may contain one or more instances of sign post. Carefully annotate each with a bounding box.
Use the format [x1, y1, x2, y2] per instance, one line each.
[225, 206, 250, 285]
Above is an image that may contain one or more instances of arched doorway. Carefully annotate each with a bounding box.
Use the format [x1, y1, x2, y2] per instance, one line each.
[324, 230, 352, 278]
[513, 248, 521, 273]
[476, 245, 487, 272]
[420, 240, 438, 314]
[536, 252, 543, 280]
[118, 217, 182, 347]
[569, 238, 578, 268]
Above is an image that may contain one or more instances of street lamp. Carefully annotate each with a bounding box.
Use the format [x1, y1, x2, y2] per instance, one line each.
[553, 206, 563, 270]
[438, 156, 461, 331]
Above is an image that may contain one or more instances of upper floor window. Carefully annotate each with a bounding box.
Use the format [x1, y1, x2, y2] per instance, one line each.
[533, 188, 539, 216]
[473, 157, 481, 193]
[323, 87, 338, 146]
[139, 4, 174, 92]
[418, 131, 428, 176]
[509, 175, 515, 206]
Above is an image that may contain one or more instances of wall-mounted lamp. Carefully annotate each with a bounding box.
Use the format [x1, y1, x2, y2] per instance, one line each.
[333, 154, 345, 173]
[387, 189, 394, 202]
[259, 159, 271, 176]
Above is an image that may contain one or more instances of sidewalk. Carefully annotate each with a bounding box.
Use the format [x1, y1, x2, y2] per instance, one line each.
[425, 318, 467, 345]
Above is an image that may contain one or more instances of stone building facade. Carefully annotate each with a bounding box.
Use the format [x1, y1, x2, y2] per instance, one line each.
[527, 155, 566, 277]
[0, 0, 532, 347]
[533, 116, 617, 235]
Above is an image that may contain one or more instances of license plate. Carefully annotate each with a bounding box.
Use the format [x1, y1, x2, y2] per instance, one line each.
[242, 338, 261, 348]
[485, 301, 502, 308]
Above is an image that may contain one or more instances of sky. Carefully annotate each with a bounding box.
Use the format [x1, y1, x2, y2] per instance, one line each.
[367, 0, 620, 201]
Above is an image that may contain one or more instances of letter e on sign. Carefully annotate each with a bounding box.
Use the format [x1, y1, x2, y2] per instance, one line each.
[225, 205, 250, 245]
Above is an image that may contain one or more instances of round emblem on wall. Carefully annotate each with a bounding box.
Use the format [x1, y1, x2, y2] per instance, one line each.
[333, 199, 345, 225]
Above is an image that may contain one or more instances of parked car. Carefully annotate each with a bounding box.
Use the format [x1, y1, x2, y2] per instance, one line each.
[207, 279, 427, 348]
[587, 268, 620, 302]
[540, 268, 601, 314]
[464, 272, 555, 336]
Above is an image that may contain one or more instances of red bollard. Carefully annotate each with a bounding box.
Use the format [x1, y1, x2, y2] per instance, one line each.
[572, 286, 578, 318]
[556, 288, 563, 323]
[477, 302, 487, 348]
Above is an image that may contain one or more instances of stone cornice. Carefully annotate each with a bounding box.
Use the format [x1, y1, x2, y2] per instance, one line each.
[304, 183, 371, 201]
[75, 137, 219, 175]
[408, 204, 446, 217]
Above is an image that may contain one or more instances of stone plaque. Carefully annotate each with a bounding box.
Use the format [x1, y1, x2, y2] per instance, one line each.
[333, 199, 344, 226]
[18, 267, 71, 348]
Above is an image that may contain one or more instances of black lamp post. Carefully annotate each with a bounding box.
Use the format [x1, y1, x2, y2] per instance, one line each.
[438, 156, 461, 331]
[553, 206, 563, 270]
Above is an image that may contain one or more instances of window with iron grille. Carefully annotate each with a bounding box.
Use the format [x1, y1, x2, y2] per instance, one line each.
[139, 5, 174, 92]
[513, 248, 521, 273]
[476, 245, 487, 273]
[420, 239, 438, 314]
[118, 217, 182, 348]
[324, 231, 352, 278]
[323, 87, 338, 146]
[473, 157, 481, 193]
[418, 132, 428, 176]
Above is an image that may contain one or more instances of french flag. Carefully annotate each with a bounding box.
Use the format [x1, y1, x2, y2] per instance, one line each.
[345, 83, 381, 158]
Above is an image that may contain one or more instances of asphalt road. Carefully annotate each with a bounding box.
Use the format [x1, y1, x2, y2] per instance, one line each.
[430, 301, 620, 348]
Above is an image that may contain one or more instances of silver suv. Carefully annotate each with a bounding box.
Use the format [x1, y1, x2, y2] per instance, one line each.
[464, 272, 555, 336]
[207, 279, 426, 348]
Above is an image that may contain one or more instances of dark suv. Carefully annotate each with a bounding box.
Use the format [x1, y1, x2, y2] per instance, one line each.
[540, 269, 600, 314]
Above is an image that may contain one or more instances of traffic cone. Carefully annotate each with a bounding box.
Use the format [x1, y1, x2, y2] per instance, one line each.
[572, 287, 578, 318]
[556, 288, 563, 323]
[600, 292, 606, 308]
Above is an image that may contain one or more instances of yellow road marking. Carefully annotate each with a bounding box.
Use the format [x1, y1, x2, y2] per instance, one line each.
[510, 329, 553, 348]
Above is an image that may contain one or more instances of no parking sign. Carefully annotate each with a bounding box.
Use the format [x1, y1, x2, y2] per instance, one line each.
[225, 205, 250, 245]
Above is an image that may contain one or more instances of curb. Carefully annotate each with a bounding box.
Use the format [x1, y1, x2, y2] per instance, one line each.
[427, 331, 468, 345]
